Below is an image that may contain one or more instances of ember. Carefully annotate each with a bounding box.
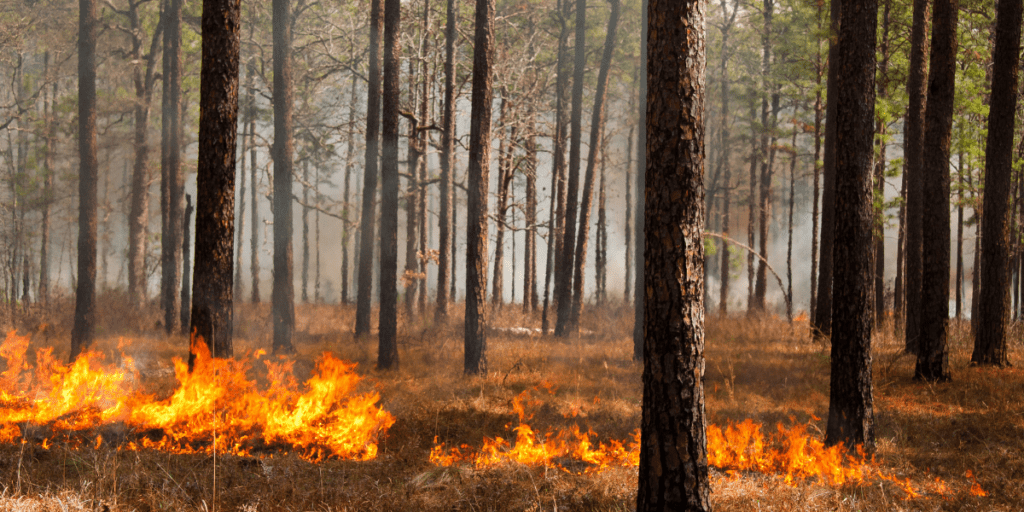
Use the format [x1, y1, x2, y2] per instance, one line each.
[0, 331, 394, 461]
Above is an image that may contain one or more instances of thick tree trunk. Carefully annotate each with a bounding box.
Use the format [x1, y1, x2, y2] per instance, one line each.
[189, 0, 241, 369]
[973, 0, 1022, 367]
[567, 0, 620, 332]
[161, 0, 184, 333]
[637, 0, 710, 507]
[379, 0, 401, 370]
[356, 0, 384, 336]
[916, 0, 957, 382]
[903, 0, 929, 354]
[826, 0, 877, 451]
[464, 0, 494, 374]
[435, 0, 456, 321]
[71, 0, 99, 360]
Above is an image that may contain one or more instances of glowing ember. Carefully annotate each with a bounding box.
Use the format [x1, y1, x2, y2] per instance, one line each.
[0, 331, 394, 461]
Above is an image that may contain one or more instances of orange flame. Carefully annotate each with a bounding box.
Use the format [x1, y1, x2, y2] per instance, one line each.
[0, 331, 394, 461]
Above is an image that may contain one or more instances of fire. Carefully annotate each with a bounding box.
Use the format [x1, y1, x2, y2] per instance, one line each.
[0, 331, 394, 461]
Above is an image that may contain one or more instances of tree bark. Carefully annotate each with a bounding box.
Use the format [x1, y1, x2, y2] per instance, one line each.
[524, 111, 538, 312]
[717, 0, 736, 316]
[39, 56, 55, 306]
[916, 0, 957, 382]
[342, 77, 358, 305]
[271, 0, 296, 355]
[189, 0, 241, 369]
[379, 0, 401, 370]
[809, 0, 824, 324]
[161, 0, 185, 331]
[465, 0, 494, 374]
[826, 0, 877, 451]
[180, 194, 193, 333]
[356, 0, 384, 336]
[873, 0, 890, 327]
[249, 62, 260, 303]
[302, 162, 311, 303]
[71, 0, 99, 361]
[752, 0, 774, 314]
[813, 0, 841, 338]
[903, 0, 929, 354]
[491, 97, 512, 308]
[637, 0, 710, 507]
[973, 0, 1021, 367]
[632, 0, 647, 361]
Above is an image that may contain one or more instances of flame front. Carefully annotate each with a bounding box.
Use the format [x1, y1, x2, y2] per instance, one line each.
[0, 331, 394, 461]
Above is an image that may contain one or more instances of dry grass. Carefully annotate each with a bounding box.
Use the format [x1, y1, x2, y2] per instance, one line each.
[0, 296, 1021, 511]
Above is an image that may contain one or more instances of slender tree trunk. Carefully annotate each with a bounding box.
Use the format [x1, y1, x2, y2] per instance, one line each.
[71, 0, 99, 360]
[189, 0, 241, 368]
[873, 0, 890, 326]
[637, 0, 710, 507]
[235, 82, 249, 301]
[786, 128, 797, 322]
[624, 82, 635, 306]
[464, 0, 494, 374]
[813, 0, 841, 339]
[632, 0, 647, 361]
[180, 194, 193, 333]
[746, 99, 758, 313]
[894, 166, 906, 321]
[379, 0, 401, 370]
[752, 0, 774, 313]
[248, 64, 260, 303]
[416, 18, 429, 315]
[956, 156, 964, 319]
[826, 0, 877, 450]
[916, 0, 957, 382]
[405, 61, 421, 318]
[162, 0, 184, 332]
[567, 0, 620, 332]
[356, 0, 384, 336]
[39, 56, 55, 306]
[543, 1, 572, 334]
[718, 0, 736, 315]
[435, 0, 456, 321]
[342, 77, 358, 305]
[271, 0, 296, 355]
[810, 0, 823, 324]
[524, 111, 538, 312]
[302, 162, 310, 303]
[903, 0, 929, 354]
[553, 0, 587, 337]
[596, 128, 608, 305]
[492, 97, 511, 308]
[973, 0, 1022, 367]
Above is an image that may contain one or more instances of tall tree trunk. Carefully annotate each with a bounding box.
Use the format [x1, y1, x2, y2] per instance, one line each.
[752, 0, 774, 313]
[894, 164, 906, 321]
[39, 56, 55, 306]
[189, 0, 241, 368]
[973, 0, 1022, 367]
[553, 0, 587, 337]
[567, 0, 620, 332]
[356, 0, 384, 336]
[637, 0, 710, 507]
[405, 60, 421, 318]
[596, 128, 608, 305]
[786, 128, 797, 322]
[302, 162, 310, 303]
[235, 80, 250, 301]
[249, 63, 260, 303]
[809, 0, 824, 324]
[717, 0, 736, 315]
[524, 111, 538, 312]
[416, 16, 429, 315]
[464, 0, 494, 374]
[746, 99, 758, 312]
[874, 0, 890, 327]
[272, 0, 296, 355]
[624, 81, 635, 306]
[342, 77, 358, 305]
[955, 156, 964, 319]
[435, 0, 456, 321]
[903, 0, 929, 354]
[71, 0, 99, 360]
[491, 97, 511, 308]
[542, 0, 572, 334]
[379, 0, 401, 370]
[162, 0, 184, 333]
[813, 0, 840, 339]
[826, 0, 877, 450]
[916, 0, 957, 382]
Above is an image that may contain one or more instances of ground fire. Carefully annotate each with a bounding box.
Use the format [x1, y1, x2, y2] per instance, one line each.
[0, 331, 394, 461]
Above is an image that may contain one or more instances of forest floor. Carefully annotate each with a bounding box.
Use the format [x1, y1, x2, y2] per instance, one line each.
[0, 292, 1022, 511]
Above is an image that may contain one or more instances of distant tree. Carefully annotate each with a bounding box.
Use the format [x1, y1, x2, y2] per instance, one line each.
[632, 0, 647, 362]
[272, 0, 296, 355]
[342, 76, 359, 306]
[812, 0, 839, 339]
[378, 0, 401, 370]
[435, 0, 456, 322]
[189, 0, 241, 369]
[903, 0, 929, 354]
[826, 0, 877, 451]
[636, 0, 711, 508]
[70, 0, 99, 361]
[465, 0, 495, 375]
[717, 0, 738, 316]
[356, 0, 383, 337]
[916, 0, 958, 382]
[973, 0, 1021, 367]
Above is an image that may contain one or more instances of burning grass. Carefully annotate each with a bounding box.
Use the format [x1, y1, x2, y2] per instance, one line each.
[0, 297, 1020, 511]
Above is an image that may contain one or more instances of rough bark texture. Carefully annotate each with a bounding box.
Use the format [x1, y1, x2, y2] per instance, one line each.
[378, 0, 401, 370]
[71, 0, 99, 361]
[916, 0, 957, 382]
[973, 0, 1021, 367]
[435, 0, 456, 321]
[189, 0, 241, 369]
[553, 0, 586, 337]
[356, 0, 383, 337]
[825, 0, 877, 451]
[903, 0, 929, 354]
[464, 0, 494, 375]
[813, 0, 840, 338]
[636, 0, 710, 508]
[568, 0, 620, 331]
[164, 0, 185, 331]
[271, 0, 296, 355]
